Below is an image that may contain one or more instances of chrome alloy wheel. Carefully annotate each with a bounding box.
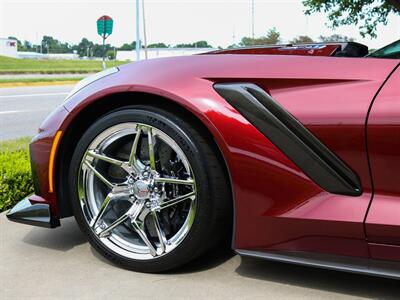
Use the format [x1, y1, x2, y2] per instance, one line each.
[78, 123, 197, 260]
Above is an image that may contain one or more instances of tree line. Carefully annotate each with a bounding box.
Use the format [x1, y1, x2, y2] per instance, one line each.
[230, 28, 354, 48]
[8, 36, 214, 59]
[10, 31, 356, 60]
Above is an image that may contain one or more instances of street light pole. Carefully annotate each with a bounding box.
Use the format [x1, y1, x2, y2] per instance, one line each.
[135, 0, 141, 61]
[142, 0, 148, 59]
[251, 0, 255, 39]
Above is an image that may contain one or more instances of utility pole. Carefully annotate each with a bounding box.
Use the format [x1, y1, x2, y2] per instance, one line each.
[251, 0, 255, 39]
[135, 0, 141, 61]
[142, 0, 148, 59]
[102, 37, 106, 69]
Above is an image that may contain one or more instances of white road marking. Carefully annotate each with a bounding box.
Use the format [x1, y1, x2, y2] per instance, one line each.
[0, 92, 69, 99]
[0, 109, 48, 115]
[0, 110, 20, 115]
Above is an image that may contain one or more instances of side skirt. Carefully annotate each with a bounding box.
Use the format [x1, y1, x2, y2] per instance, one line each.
[237, 249, 400, 280]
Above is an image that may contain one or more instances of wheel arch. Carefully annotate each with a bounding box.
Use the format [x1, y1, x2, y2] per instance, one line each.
[55, 91, 234, 231]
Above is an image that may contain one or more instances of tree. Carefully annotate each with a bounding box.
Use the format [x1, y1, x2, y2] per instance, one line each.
[74, 38, 94, 57]
[40, 35, 71, 53]
[106, 49, 116, 60]
[290, 35, 314, 44]
[23, 40, 33, 51]
[318, 34, 354, 42]
[93, 43, 112, 58]
[193, 40, 212, 48]
[175, 40, 213, 48]
[240, 28, 281, 46]
[303, 0, 400, 38]
[147, 43, 169, 48]
[118, 41, 137, 51]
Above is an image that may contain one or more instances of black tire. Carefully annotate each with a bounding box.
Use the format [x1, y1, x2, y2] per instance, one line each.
[68, 105, 232, 272]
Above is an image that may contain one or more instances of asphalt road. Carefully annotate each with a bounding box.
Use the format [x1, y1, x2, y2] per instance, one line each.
[1, 213, 400, 299]
[0, 74, 90, 79]
[0, 85, 73, 140]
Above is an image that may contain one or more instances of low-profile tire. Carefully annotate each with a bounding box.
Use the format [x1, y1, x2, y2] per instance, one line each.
[68, 105, 231, 272]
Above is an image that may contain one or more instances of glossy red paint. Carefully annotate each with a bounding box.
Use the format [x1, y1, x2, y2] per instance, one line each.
[365, 65, 400, 248]
[29, 104, 69, 217]
[368, 243, 400, 261]
[29, 54, 400, 260]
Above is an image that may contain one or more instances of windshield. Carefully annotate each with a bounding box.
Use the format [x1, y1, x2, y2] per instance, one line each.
[368, 39, 400, 59]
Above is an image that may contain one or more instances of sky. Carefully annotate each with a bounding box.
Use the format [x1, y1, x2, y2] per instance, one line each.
[0, 0, 399, 49]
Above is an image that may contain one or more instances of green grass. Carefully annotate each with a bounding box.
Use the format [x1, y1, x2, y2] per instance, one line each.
[0, 55, 127, 74]
[0, 137, 34, 212]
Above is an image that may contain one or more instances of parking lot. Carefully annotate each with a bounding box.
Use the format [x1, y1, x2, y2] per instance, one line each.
[1, 212, 400, 299]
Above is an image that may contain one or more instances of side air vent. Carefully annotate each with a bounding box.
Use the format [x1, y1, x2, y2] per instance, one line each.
[214, 83, 362, 196]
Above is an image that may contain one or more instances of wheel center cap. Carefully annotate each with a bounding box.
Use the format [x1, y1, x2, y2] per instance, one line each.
[132, 180, 150, 199]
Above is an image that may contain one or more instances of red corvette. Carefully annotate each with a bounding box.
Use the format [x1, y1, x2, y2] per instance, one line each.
[7, 40, 400, 276]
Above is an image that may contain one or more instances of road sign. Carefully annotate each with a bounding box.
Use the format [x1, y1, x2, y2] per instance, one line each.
[97, 15, 113, 37]
[96, 15, 114, 69]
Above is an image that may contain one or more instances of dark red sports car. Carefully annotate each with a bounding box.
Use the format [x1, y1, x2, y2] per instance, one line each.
[7, 40, 400, 276]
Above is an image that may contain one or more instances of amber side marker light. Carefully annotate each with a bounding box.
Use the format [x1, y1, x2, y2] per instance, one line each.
[48, 131, 62, 193]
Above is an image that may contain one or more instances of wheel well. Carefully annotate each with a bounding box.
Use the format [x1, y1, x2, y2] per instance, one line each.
[55, 92, 232, 220]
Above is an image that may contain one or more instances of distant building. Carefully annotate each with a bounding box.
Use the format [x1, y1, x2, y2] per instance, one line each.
[0, 38, 18, 58]
[17, 52, 80, 60]
[16, 52, 45, 59]
[116, 47, 217, 61]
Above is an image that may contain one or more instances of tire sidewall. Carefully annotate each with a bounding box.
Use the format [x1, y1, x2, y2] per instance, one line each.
[68, 106, 218, 272]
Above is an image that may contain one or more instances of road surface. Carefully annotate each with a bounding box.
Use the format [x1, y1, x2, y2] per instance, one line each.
[0, 73, 92, 79]
[1, 212, 400, 299]
[0, 85, 73, 140]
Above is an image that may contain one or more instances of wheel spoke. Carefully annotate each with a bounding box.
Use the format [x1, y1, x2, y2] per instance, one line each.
[129, 125, 142, 166]
[151, 211, 167, 254]
[97, 200, 143, 238]
[154, 177, 194, 186]
[90, 192, 128, 229]
[131, 219, 158, 256]
[160, 191, 196, 210]
[87, 150, 125, 168]
[97, 213, 129, 238]
[147, 127, 156, 171]
[90, 193, 112, 229]
[83, 160, 114, 189]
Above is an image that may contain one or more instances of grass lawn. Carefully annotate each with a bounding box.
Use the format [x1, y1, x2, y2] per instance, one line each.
[0, 137, 31, 152]
[0, 137, 34, 212]
[0, 55, 127, 74]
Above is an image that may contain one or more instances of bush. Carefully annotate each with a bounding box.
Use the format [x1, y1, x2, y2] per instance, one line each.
[0, 137, 34, 212]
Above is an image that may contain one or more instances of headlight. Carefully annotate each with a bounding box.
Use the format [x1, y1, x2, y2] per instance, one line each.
[65, 67, 119, 100]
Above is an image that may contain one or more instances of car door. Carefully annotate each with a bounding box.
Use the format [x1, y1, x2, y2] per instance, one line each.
[365, 63, 400, 260]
